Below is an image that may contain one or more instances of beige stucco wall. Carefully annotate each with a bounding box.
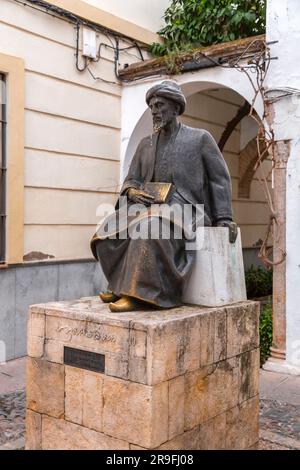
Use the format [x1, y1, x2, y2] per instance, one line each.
[84, 0, 170, 33]
[1, 0, 138, 261]
[180, 89, 272, 249]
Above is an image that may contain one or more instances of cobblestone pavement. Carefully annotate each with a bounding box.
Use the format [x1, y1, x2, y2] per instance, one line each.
[259, 439, 290, 450]
[260, 399, 300, 440]
[0, 388, 299, 450]
[259, 399, 300, 450]
[0, 389, 25, 447]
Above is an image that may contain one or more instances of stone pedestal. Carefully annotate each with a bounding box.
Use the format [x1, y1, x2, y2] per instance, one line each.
[183, 228, 247, 307]
[26, 298, 259, 450]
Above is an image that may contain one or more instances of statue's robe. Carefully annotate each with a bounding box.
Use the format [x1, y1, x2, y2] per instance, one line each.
[91, 124, 232, 308]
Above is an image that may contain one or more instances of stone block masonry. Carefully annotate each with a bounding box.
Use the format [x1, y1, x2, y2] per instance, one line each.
[25, 297, 260, 450]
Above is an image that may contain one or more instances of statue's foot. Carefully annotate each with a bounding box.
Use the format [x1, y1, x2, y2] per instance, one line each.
[99, 291, 119, 303]
[109, 296, 141, 313]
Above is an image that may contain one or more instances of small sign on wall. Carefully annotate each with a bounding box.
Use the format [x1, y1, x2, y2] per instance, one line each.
[64, 346, 105, 373]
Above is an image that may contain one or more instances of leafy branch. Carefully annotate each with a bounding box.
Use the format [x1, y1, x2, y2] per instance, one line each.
[150, 0, 266, 56]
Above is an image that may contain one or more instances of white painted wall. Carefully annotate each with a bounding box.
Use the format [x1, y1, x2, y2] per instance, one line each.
[1, 0, 132, 261]
[267, 0, 300, 371]
[240, 116, 259, 150]
[84, 0, 170, 32]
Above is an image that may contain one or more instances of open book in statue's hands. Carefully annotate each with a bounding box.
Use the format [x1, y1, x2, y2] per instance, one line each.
[143, 182, 174, 204]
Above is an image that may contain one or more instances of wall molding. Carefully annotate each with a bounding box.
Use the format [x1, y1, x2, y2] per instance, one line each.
[44, 0, 161, 45]
[0, 52, 24, 264]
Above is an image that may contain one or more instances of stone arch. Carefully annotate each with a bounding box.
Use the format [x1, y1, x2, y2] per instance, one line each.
[120, 69, 273, 255]
[120, 67, 263, 182]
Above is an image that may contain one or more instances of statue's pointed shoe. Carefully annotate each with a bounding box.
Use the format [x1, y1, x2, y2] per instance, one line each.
[99, 291, 119, 303]
[109, 296, 141, 312]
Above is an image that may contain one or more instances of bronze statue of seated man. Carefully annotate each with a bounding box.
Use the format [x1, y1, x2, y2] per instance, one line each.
[91, 81, 237, 312]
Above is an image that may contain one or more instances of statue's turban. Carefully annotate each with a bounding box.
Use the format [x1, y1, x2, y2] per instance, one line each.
[146, 80, 186, 115]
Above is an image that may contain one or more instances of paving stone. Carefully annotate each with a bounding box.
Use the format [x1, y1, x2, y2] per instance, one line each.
[260, 399, 300, 441]
[0, 389, 25, 446]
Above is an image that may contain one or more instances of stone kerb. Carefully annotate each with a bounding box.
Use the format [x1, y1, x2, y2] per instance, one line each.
[26, 297, 259, 450]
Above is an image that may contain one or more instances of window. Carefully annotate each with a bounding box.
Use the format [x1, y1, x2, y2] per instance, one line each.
[0, 74, 6, 263]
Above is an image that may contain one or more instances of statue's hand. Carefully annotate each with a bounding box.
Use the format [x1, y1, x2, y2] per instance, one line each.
[127, 188, 155, 206]
[216, 220, 238, 244]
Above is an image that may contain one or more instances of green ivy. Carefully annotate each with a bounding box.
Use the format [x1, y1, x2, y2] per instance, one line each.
[259, 301, 273, 366]
[245, 264, 272, 299]
[150, 0, 266, 56]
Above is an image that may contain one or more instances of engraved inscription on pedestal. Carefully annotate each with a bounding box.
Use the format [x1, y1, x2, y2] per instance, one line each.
[57, 325, 116, 344]
[63, 346, 105, 373]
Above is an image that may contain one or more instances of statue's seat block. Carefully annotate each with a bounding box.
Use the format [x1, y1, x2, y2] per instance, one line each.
[183, 227, 247, 307]
[26, 297, 259, 450]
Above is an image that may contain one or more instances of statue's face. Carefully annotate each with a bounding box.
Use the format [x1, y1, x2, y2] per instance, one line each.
[148, 96, 179, 132]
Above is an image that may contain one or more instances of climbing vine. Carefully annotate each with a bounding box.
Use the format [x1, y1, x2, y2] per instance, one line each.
[150, 0, 266, 56]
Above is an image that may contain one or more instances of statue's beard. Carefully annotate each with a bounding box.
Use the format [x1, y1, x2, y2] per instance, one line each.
[152, 116, 166, 133]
